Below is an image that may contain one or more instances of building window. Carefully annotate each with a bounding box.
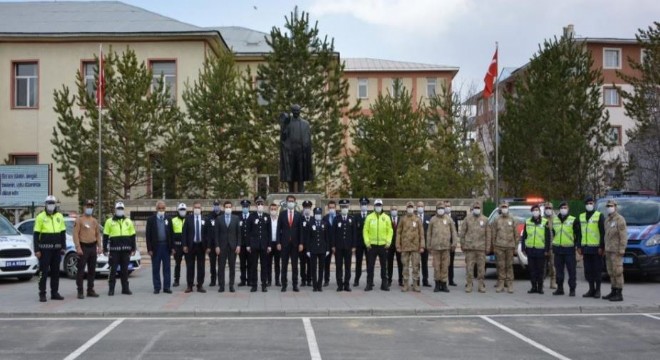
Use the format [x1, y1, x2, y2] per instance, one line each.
[609, 126, 622, 146]
[13, 62, 38, 108]
[426, 78, 437, 98]
[150, 60, 176, 103]
[603, 48, 621, 69]
[82, 61, 97, 100]
[358, 78, 368, 99]
[603, 87, 620, 106]
[9, 154, 38, 165]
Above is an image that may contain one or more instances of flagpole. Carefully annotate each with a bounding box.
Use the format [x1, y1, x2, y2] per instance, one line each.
[494, 42, 499, 206]
[98, 43, 103, 221]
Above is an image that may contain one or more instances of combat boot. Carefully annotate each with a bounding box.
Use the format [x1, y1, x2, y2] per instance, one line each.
[77, 290, 84, 299]
[441, 282, 450, 293]
[582, 283, 594, 298]
[465, 282, 473, 293]
[434, 281, 441, 293]
[401, 284, 409, 292]
[593, 283, 601, 299]
[495, 281, 504, 293]
[478, 281, 486, 293]
[412, 284, 421, 292]
[550, 278, 557, 289]
[552, 285, 564, 296]
[602, 286, 615, 300]
[506, 281, 514, 293]
[87, 289, 99, 298]
[108, 283, 115, 296]
[537, 281, 544, 295]
[609, 288, 623, 302]
[51, 293, 64, 300]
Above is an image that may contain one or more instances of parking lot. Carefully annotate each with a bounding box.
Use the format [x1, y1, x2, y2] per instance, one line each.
[0, 313, 659, 360]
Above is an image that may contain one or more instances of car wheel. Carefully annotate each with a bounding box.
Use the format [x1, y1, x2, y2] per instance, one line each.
[17, 275, 33, 281]
[65, 253, 78, 279]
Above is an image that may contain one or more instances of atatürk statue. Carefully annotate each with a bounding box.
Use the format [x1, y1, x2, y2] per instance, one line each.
[280, 104, 313, 192]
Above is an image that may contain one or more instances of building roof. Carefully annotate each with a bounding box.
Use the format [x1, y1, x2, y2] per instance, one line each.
[344, 58, 459, 72]
[207, 26, 271, 54]
[576, 37, 637, 45]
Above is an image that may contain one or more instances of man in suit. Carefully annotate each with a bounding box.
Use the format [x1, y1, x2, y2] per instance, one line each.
[205, 200, 222, 287]
[238, 199, 251, 287]
[387, 205, 403, 287]
[213, 201, 240, 293]
[332, 199, 356, 292]
[299, 200, 314, 287]
[247, 196, 272, 292]
[267, 202, 281, 287]
[417, 201, 432, 287]
[182, 201, 207, 293]
[145, 200, 174, 294]
[354, 197, 370, 287]
[322, 200, 337, 287]
[278, 195, 303, 292]
[306, 207, 329, 292]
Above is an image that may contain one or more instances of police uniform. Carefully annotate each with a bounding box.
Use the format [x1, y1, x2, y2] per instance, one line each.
[363, 199, 393, 291]
[322, 204, 337, 287]
[459, 202, 491, 293]
[306, 207, 329, 292]
[205, 201, 222, 286]
[396, 201, 425, 292]
[552, 202, 579, 296]
[578, 196, 605, 298]
[33, 196, 67, 302]
[521, 205, 551, 294]
[238, 199, 251, 286]
[247, 196, 272, 292]
[333, 199, 356, 291]
[603, 199, 628, 302]
[299, 201, 313, 287]
[354, 197, 369, 287]
[169, 203, 187, 287]
[103, 201, 136, 296]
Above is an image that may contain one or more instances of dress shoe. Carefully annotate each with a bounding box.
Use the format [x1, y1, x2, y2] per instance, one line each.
[449, 281, 457, 287]
[78, 291, 84, 299]
[209, 280, 216, 287]
[197, 287, 207, 293]
[381, 284, 390, 291]
[39, 294, 47, 302]
[318, 287, 323, 292]
[229, 286, 235, 293]
[423, 280, 432, 287]
[293, 286, 299, 292]
[163, 289, 172, 294]
[337, 286, 343, 292]
[238, 281, 247, 287]
[569, 289, 575, 297]
[184, 287, 193, 293]
[281, 286, 287, 292]
[218, 286, 225, 293]
[365, 284, 373, 291]
[323, 280, 329, 287]
[300, 282, 306, 287]
[262, 285, 267, 292]
[153, 289, 160, 294]
[122, 290, 133, 295]
[344, 284, 351, 292]
[51, 293, 64, 300]
[276, 281, 282, 287]
[250, 286, 257, 292]
[173, 280, 180, 287]
[353, 280, 359, 287]
[108, 289, 115, 296]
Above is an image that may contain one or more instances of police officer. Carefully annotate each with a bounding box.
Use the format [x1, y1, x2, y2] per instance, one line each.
[521, 204, 551, 294]
[182, 201, 207, 293]
[552, 202, 579, 296]
[169, 203, 187, 287]
[427, 201, 457, 293]
[238, 199, 251, 287]
[103, 201, 136, 296]
[396, 201, 425, 292]
[298, 200, 313, 288]
[354, 197, 370, 288]
[363, 199, 393, 291]
[333, 199, 356, 291]
[578, 196, 605, 298]
[34, 195, 66, 302]
[247, 196, 272, 292]
[417, 201, 432, 287]
[74, 199, 103, 299]
[322, 200, 337, 287]
[306, 207, 329, 292]
[491, 201, 518, 293]
[387, 205, 403, 287]
[205, 200, 222, 287]
[603, 199, 627, 302]
[543, 202, 557, 289]
[459, 201, 491, 293]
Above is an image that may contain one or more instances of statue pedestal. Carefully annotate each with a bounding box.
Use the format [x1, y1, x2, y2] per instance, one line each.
[267, 193, 324, 210]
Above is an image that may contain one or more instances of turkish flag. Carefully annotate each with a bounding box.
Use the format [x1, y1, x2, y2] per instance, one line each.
[483, 48, 498, 99]
[97, 47, 105, 108]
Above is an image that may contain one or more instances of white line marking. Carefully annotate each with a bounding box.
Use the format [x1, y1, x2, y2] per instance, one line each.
[63, 318, 124, 360]
[480, 316, 571, 360]
[133, 328, 166, 360]
[302, 317, 322, 360]
[643, 314, 660, 321]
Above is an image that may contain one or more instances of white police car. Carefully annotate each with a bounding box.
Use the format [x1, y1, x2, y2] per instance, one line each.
[16, 217, 141, 279]
[0, 214, 38, 280]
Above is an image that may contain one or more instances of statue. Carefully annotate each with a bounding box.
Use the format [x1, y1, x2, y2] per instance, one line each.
[280, 104, 313, 192]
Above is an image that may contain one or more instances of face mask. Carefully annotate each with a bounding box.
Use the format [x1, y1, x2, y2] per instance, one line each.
[560, 208, 568, 216]
[314, 214, 323, 221]
[270, 210, 278, 217]
[213, 206, 220, 213]
[417, 207, 424, 214]
[375, 206, 383, 213]
[116, 210, 125, 217]
[242, 208, 249, 214]
[545, 209, 553, 217]
[85, 208, 94, 216]
[46, 204, 56, 212]
[472, 209, 481, 216]
[390, 210, 398, 217]
[532, 210, 540, 217]
[193, 208, 202, 216]
[501, 208, 509, 215]
[340, 208, 349, 216]
[406, 208, 414, 215]
[287, 202, 295, 210]
[437, 209, 445, 216]
[178, 210, 187, 217]
[304, 209, 311, 217]
[225, 208, 232, 215]
[157, 211, 165, 218]
[607, 206, 615, 214]
[585, 204, 594, 212]
[360, 205, 368, 212]
[257, 205, 264, 212]
[445, 207, 452, 214]
[329, 209, 336, 216]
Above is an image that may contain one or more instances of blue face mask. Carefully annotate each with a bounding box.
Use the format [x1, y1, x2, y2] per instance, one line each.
[242, 208, 249, 214]
[84, 208, 94, 216]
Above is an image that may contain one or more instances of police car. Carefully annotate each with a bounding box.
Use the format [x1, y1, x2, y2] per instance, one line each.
[596, 192, 660, 277]
[0, 214, 38, 280]
[16, 217, 141, 279]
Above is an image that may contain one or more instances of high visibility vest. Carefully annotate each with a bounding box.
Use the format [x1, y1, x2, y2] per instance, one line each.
[171, 217, 185, 234]
[34, 211, 66, 234]
[552, 215, 575, 247]
[103, 217, 136, 237]
[579, 212, 601, 247]
[525, 218, 547, 249]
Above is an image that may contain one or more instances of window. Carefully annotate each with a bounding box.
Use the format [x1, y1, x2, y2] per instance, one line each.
[603, 87, 620, 106]
[609, 126, 622, 146]
[150, 60, 176, 103]
[426, 78, 437, 97]
[603, 48, 621, 69]
[9, 154, 38, 165]
[13, 62, 38, 108]
[357, 78, 368, 99]
[641, 48, 648, 65]
[82, 61, 97, 99]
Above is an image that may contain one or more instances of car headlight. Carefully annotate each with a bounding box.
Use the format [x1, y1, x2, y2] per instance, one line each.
[646, 234, 660, 247]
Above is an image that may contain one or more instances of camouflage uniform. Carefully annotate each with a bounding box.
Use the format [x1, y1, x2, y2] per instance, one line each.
[427, 201, 457, 291]
[603, 200, 628, 301]
[459, 202, 491, 293]
[396, 202, 425, 292]
[491, 204, 518, 293]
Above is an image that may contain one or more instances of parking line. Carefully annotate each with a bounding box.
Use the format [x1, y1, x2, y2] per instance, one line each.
[62, 318, 125, 360]
[480, 316, 571, 360]
[302, 317, 322, 360]
[643, 314, 660, 321]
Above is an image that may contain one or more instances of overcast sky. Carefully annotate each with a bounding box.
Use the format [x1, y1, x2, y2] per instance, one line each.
[16, 0, 660, 94]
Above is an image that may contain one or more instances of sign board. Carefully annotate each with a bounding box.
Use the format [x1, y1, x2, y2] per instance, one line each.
[0, 165, 50, 207]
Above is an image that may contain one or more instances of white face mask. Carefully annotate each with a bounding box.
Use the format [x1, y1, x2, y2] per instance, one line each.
[406, 208, 414, 215]
[115, 210, 125, 217]
[560, 208, 568, 216]
[157, 211, 165, 218]
[360, 205, 368, 212]
[472, 209, 481, 216]
[193, 208, 202, 216]
[532, 210, 540, 217]
[545, 209, 553, 217]
[329, 209, 336, 216]
[46, 204, 56, 212]
[417, 207, 424, 214]
[304, 209, 311, 217]
[585, 204, 594, 212]
[224, 208, 233, 215]
[270, 210, 278, 217]
[501, 208, 509, 215]
[257, 205, 264, 213]
[314, 214, 322, 221]
[85, 208, 94, 216]
[375, 206, 383, 213]
[437, 209, 445, 216]
[340, 208, 349, 216]
[445, 207, 452, 214]
[287, 202, 295, 210]
[390, 210, 398, 217]
[178, 210, 187, 217]
[607, 206, 615, 214]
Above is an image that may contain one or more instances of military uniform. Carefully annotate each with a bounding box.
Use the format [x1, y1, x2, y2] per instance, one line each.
[603, 199, 628, 302]
[491, 202, 518, 293]
[333, 199, 356, 291]
[521, 207, 551, 294]
[103, 202, 136, 296]
[353, 197, 370, 287]
[396, 202, 425, 292]
[238, 200, 251, 287]
[169, 203, 187, 287]
[306, 208, 329, 292]
[33, 196, 67, 302]
[427, 201, 457, 292]
[247, 196, 272, 292]
[459, 202, 491, 293]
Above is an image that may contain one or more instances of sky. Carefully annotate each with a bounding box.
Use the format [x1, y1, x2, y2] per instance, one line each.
[13, 0, 660, 94]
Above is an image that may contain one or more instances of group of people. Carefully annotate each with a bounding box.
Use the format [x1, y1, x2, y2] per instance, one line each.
[32, 194, 628, 303]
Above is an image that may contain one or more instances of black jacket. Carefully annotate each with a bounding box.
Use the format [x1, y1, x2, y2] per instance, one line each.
[145, 215, 172, 253]
[277, 210, 303, 247]
[247, 212, 272, 251]
[305, 219, 329, 254]
[182, 214, 206, 249]
[204, 211, 221, 249]
[214, 214, 241, 250]
[332, 214, 356, 250]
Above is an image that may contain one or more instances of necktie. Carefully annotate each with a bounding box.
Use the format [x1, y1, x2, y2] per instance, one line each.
[289, 210, 293, 226]
[195, 216, 201, 243]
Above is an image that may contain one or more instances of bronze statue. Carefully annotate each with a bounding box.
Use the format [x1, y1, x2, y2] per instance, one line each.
[280, 104, 313, 192]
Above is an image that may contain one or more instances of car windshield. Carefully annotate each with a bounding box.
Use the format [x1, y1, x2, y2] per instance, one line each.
[65, 220, 74, 236]
[0, 216, 21, 236]
[597, 199, 660, 226]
